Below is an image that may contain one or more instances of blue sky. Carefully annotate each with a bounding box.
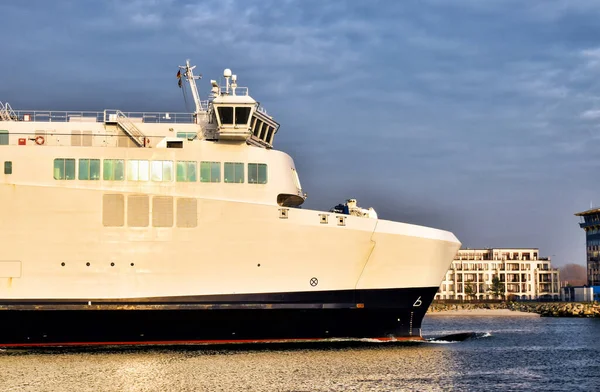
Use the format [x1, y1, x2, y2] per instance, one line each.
[1, 0, 599, 266]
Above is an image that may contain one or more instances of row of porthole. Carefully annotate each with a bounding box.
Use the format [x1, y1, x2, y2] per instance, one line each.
[60, 262, 135, 267]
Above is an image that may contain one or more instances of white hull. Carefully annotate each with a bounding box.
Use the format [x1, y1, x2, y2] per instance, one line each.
[0, 182, 459, 300]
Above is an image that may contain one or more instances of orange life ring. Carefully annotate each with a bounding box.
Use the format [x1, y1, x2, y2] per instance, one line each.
[35, 136, 45, 145]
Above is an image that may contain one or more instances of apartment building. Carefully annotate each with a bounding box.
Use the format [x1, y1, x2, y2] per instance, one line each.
[435, 248, 560, 300]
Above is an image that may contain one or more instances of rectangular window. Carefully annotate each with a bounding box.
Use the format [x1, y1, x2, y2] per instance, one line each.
[78, 159, 100, 180]
[0, 130, 9, 145]
[218, 107, 234, 125]
[176, 161, 197, 182]
[53, 158, 75, 180]
[235, 107, 251, 126]
[224, 162, 244, 183]
[127, 160, 149, 181]
[4, 161, 12, 174]
[151, 160, 173, 182]
[248, 163, 267, 184]
[200, 161, 220, 183]
[176, 132, 197, 140]
[103, 159, 125, 181]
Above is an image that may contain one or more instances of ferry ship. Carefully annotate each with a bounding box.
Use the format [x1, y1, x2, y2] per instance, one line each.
[0, 61, 461, 347]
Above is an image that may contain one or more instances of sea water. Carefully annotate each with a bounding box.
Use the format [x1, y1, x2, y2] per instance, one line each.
[1, 316, 599, 391]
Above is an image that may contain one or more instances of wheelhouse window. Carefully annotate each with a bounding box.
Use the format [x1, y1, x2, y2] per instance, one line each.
[248, 163, 267, 184]
[266, 127, 274, 144]
[200, 161, 220, 183]
[235, 107, 251, 126]
[127, 160, 149, 181]
[54, 158, 75, 180]
[0, 130, 8, 145]
[103, 159, 125, 181]
[151, 160, 173, 182]
[217, 107, 234, 125]
[78, 159, 100, 180]
[224, 162, 244, 183]
[176, 161, 197, 182]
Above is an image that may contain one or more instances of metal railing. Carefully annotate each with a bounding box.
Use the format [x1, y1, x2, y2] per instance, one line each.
[10, 109, 199, 124]
[220, 86, 249, 96]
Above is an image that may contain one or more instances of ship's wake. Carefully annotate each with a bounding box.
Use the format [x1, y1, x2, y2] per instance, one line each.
[424, 331, 491, 344]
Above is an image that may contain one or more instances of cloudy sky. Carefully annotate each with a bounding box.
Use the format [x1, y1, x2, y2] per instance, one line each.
[2, 0, 599, 266]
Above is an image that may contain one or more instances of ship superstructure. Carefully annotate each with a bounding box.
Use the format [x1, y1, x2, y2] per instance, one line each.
[0, 60, 461, 346]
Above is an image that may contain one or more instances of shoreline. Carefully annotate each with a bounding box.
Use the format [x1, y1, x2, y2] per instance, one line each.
[426, 308, 539, 317]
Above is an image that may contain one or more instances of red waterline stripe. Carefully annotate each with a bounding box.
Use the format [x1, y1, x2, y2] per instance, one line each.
[0, 336, 424, 348]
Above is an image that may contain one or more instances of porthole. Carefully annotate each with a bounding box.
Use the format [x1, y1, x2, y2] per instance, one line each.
[110, 262, 115, 267]
[130, 263, 135, 267]
[86, 262, 90, 267]
[61, 262, 65, 267]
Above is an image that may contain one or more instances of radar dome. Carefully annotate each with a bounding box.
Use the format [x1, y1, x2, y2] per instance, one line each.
[224, 68, 232, 78]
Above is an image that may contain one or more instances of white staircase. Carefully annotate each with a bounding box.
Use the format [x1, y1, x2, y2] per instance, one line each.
[104, 110, 147, 147]
[0, 101, 16, 121]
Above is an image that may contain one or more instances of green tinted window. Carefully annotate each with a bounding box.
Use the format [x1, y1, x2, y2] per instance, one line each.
[176, 132, 197, 140]
[176, 161, 197, 182]
[78, 159, 100, 180]
[200, 161, 220, 183]
[224, 162, 244, 183]
[103, 159, 125, 181]
[4, 161, 12, 174]
[248, 163, 267, 184]
[54, 158, 75, 180]
[0, 130, 7, 145]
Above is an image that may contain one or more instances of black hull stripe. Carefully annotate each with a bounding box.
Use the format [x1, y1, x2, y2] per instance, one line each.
[0, 287, 437, 346]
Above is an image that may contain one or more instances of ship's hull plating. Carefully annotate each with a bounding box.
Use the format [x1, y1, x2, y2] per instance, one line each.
[0, 287, 436, 346]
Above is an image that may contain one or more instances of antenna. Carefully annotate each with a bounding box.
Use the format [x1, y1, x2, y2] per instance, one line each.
[231, 74, 237, 96]
[178, 59, 204, 120]
[224, 68, 232, 94]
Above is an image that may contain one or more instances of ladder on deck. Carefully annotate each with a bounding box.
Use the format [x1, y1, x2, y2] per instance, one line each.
[0, 101, 16, 121]
[105, 110, 147, 147]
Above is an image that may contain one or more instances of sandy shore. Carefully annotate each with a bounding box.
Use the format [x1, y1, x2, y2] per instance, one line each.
[426, 309, 540, 317]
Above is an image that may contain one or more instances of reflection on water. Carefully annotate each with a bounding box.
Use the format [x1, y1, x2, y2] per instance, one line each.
[1, 317, 599, 391]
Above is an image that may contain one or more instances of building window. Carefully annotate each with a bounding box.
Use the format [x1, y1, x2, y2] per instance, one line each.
[224, 162, 244, 183]
[127, 160, 149, 181]
[103, 159, 125, 181]
[151, 160, 173, 182]
[0, 130, 8, 145]
[176, 161, 197, 182]
[78, 159, 100, 180]
[200, 161, 220, 183]
[4, 161, 11, 174]
[53, 158, 75, 180]
[176, 132, 197, 140]
[248, 163, 267, 184]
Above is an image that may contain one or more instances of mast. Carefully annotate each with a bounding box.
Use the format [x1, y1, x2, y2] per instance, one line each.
[178, 59, 203, 121]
